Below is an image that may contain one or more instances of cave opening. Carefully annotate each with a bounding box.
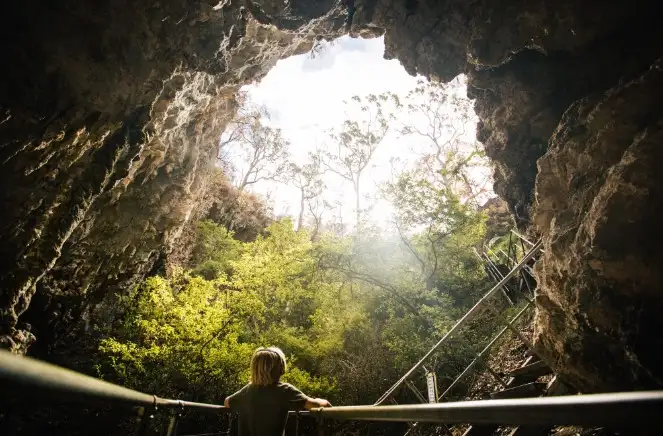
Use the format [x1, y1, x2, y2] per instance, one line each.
[216, 35, 493, 235]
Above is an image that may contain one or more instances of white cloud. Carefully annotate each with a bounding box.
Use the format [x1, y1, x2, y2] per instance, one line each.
[247, 37, 419, 134]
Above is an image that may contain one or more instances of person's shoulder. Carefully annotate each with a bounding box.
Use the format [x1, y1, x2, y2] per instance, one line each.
[234, 383, 252, 396]
[277, 382, 305, 395]
[276, 382, 308, 405]
[227, 383, 251, 408]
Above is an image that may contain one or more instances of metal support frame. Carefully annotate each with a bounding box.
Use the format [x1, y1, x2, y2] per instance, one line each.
[482, 253, 515, 305]
[498, 248, 515, 267]
[483, 304, 534, 353]
[437, 302, 532, 401]
[485, 235, 539, 301]
[518, 268, 535, 299]
[513, 233, 537, 299]
[475, 248, 515, 305]
[375, 241, 542, 406]
[506, 232, 518, 268]
[510, 230, 536, 249]
[405, 380, 428, 404]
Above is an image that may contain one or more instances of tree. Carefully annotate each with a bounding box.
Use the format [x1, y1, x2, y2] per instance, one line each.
[99, 221, 342, 407]
[217, 92, 264, 169]
[307, 196, 333, 240]
[379, 78, 493, 292]
[190, 220, 243, 280]
[318, 94, 399, 230]
[383, 164, 488, 294]
[220, 96, 290, 191]
[400, 78, 491, 206]
[286, 158, 324, 231]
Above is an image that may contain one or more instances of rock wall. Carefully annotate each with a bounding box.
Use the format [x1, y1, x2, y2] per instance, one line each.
[2, 0, 663, 392]
[0, 0, 345, 353]
[533, 60, 663, 391]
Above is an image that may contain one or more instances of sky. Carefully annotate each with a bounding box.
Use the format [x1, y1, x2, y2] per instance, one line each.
[225, 36, 487, 229]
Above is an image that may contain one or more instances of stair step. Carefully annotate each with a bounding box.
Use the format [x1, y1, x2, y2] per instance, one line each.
[545, 375, 572, 397]
[503, 377, 570, 436]
[505, 356, 540, 387]
[506, 425, 550, 436]
[490, 382, 547, 399]
[505, 356, 533, 382]
[507, 360, 552, 379]
[462, 425, 498, 436]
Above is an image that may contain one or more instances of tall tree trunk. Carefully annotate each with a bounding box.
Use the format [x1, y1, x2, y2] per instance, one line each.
[311, 216, 320, 241]
[238, 171, 250, 191]
[355, 177, 361, 231]
[297, 188, 305, 231]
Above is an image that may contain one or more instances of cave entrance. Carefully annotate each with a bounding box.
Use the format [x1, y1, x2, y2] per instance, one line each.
[217, 35, 492, 235]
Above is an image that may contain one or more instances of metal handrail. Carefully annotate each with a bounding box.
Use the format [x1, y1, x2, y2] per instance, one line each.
[3, 350, 663, 429]
[306, 391, 663, 427]
[374, 241, 543, 405]
[0, 350, 226, 411]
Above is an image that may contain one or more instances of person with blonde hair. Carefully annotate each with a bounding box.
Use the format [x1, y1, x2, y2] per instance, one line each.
[224, 347, 332, 436]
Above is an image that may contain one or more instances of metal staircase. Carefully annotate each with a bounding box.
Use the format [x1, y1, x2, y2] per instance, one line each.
[374, 230, 567, 436]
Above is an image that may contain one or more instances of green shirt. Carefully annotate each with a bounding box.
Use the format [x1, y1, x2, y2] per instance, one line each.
[227, 382, 308, 436]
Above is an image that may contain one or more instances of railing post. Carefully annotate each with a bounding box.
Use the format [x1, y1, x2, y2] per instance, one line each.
[134, 406, 146, 435]
[164, 401, 183, 436]
[485, 305, 529, 344]
[506, 233, 518, 268]
[164, 414, 178, 436]
[317, 417, 327, 436]
[135, 396, 159, 436]
[134, 406, 152, 436]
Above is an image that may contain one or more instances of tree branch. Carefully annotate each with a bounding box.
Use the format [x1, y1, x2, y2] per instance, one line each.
[395, 220, 427, 276]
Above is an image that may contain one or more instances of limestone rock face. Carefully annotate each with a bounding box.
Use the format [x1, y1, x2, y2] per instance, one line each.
[533, 59, 663, 391]
[0, 0, 345, 353]
[2, 0, 663, 393]
[480, 198, 514, 243]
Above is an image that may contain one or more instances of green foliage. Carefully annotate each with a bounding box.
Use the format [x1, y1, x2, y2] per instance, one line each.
[98, 271, 256, 397]
[191, 220, 243, 279]
[99, 221, 346, 404]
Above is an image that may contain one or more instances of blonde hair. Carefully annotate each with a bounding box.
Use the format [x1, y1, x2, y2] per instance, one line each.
[250, 347, 286, 386]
